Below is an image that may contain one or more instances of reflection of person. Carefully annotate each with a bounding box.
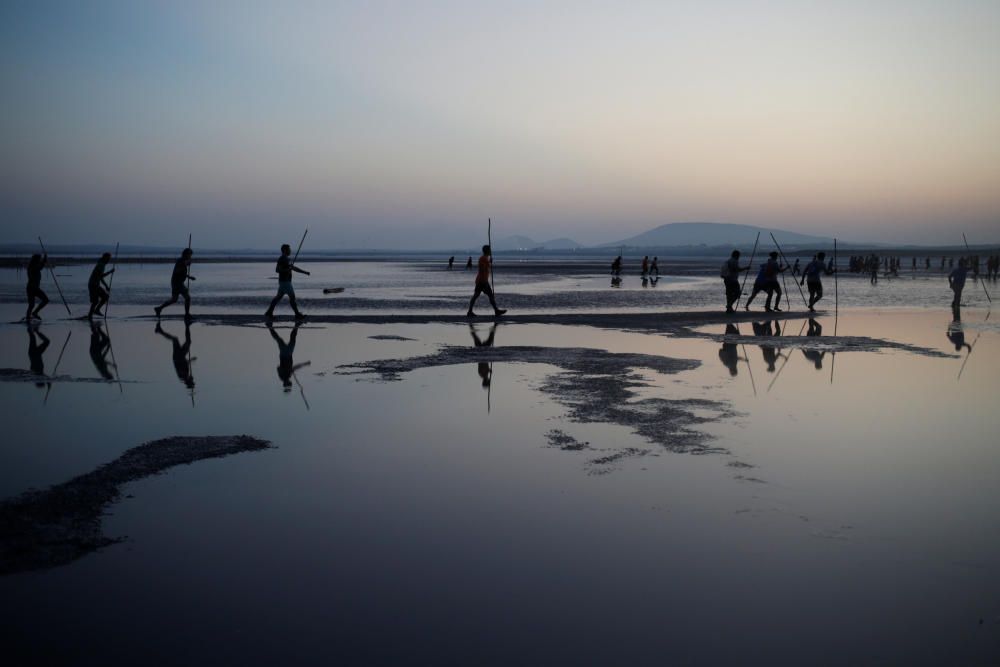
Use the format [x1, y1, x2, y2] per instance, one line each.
[88, 321, 115, 380]
[155, 321, 194, 389]
[87, 252, 115, 319]
[155, 248, 195, 320]
[947, 307, 972, 352]
[650, 257, 659, 277]
[467, 245, 506, 318]
[27, 325, 51, 387]
[25, 254, 50, 321]
[718, 323, 740, 376]
[801, 319, 826, 369]
[267, 322, 310, 391]
[470, 323, 497, 389]
[753, 320, 783, 372]
[949, 259, 969, 307]
[265, 244, 310, 320]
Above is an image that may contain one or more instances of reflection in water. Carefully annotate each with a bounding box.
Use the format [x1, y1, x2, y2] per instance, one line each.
[155, 322, 195, 392]
[718, 323, 740, 376]
[469, 322, 497, 390]
[752, 320, 786, 372]
[947, 305, 971, 352]
[801, 318, 826, 370]
[610, 276, 622, 288]
[88, 321, 116, 380]
[267, 322, 311, 396]
[26, 325, 50, 383]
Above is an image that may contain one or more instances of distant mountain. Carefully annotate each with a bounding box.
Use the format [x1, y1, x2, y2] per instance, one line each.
[538, 237, 584, 250]
[604, 222, 838, 249]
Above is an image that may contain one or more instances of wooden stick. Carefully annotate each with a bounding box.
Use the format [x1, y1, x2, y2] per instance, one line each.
[186, 234, 192, 290]
[105, 242, 120, 319]
[962, 233, 991, 303]
[37, 237, 72, 315]
[769, 233, 809, 309]
[488, 218, 495, 293]
[291, 228, 308, 267]
[833, 238, 839, 336]
[736, 232, 760, 309]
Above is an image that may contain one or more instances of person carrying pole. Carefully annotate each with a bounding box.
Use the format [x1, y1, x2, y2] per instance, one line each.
[467, 245, 506, 318]
[87, 252, 115, 319]
[265, 242, 310, 320]
[24, 253, 50, 321]
[721, 250, 751, 313]
[800, 251, 834, 312]
[949, 258, 969, 308]
[154, 248, 195, 320]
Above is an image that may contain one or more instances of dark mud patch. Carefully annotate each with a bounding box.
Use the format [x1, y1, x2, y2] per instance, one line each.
[0, 435, 272, 576]
[0, 369, 132, 384]
[545, 429, 590, 451]
[340, 345, 737, 461]
[368, 335, 417, 341]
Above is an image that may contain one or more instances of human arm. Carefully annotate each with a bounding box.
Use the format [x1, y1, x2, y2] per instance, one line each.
[292, 265, 310, 276]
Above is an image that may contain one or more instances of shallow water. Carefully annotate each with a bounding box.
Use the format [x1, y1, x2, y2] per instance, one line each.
[1, 262, 998, 664]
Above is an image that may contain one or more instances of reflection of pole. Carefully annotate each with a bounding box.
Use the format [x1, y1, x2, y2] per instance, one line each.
[105, 322, 124, 394]
[962, 233, 991, 303]
[38, 237, 72, 315]
[488, 362, 492, 414]
[736, 232, 760, 310]
[957, 332, 980, 381]
[829, 351, 836, 385]
[44, 330, 72, 406]
[770, 233, 809, 309]
[105, 242, 120, 319]
[767, 319, 806, 392]
[742, 344, 757, 397]
[293, 372, 311, 411]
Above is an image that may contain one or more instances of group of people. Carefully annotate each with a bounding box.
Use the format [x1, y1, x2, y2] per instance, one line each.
[720, 250, 834, 314]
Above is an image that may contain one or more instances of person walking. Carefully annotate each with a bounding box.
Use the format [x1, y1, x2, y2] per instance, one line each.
[721, 250, 750, 313]
[265, 244, 310, 320]
[154, 248, 195, 320]
[467, 245, 506, 318]
[949, 259, 969, 307]
[86, 252, 115, 319]
[24, 253, 50, 321]
[801, 251, 833, 312]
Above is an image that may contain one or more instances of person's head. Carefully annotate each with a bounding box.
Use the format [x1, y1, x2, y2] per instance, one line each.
[182, 248, 193, 259]
[100, 252, 112, 262]
[30, 253, 41, 264]
[769, 251, 778, 259]
[281, 244, 291, 256]
[731, 250, 740, 259]
[482, 244, 491, 256]
[817, 252, 826, 260]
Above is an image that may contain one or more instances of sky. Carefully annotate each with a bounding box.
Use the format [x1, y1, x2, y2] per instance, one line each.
[2, 0, 999, 249]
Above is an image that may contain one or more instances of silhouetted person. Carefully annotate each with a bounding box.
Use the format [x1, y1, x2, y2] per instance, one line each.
[155, 248, 195, 320]
[762, 252, 786, 311]
[801, 251, 833, 312]
[792, 258, 801, 276]
[267, 322, 310, 391]
[88, 320, 115, 380]
[611, 255, 622, 276]
[467, 245, 506, 318]
[155, 321, 194, 389]
[466, 256, 473, 269]
[470, 322, 497, 389]
[801, 318, 826, 369]
[87, 252, 115, 319]
[265, 244, 310, 320]
[641, 256, 649, 276]
[27, 325, 51, 385]
[721, 250, 750, 313]
[448, 256, 455, 270]
[650, 257, 659, 277]
[718, 323, 740, 376]
[25, 253, 50, 321]
[949, 259, 969, 307]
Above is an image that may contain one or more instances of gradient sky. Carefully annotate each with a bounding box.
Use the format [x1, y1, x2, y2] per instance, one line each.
[2, 1, 999, 248]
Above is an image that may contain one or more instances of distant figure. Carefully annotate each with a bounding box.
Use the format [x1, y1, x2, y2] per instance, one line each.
[470, 322, 497, 389]
[267, 322, 309, 391]
[448, 256, 455, 270]
[155, 321, 194, 390]
[792, 258, 801, 276]
[949, 259, 969, 307]
[154, 248, 195, 320]
[801, 251, 833, 312]
[641, 256, 649, 276]
[721, 250, 750, 313]
[925, 257, 930, 270]
[265, 244, 310, 320]
[911, 257, 917, 271]
[26, 325, 51, 386]
[718, 323, 740, 376]
[465, 256, 473, 269]
[650, 257, 659, 277]
[610, 275, 622, 288]
[25, 253, 50, 321]
[870, 256, 879, 285]
[87, 252, 115, 319]
[801, 319, 825, 369]
[467, 245, 506, 318]
[88, 320, 115, 380]
[611, 255, 622, 276]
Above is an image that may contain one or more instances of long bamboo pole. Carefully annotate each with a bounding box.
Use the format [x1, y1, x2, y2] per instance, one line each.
[104, 242, 120, 319]
[769, 233, 809, 309]
[736, 232, 760, 310]
[37, 237, 71, 315]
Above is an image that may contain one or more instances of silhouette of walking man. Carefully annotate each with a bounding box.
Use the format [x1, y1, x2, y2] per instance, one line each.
[155, 248, 195, 320]
[467, 245, 506, 318]
[949, 259, 969, 307]
[265, 244, 310, 320]
[87, 252, 115, 319]
[25, 253, 50, 321]
[721, 250, 750, 313]
[801, 251, 833, 312]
